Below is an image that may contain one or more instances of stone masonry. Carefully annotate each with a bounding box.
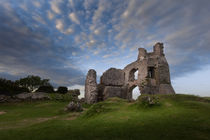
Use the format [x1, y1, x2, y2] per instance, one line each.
[85, 43, 175, 103]
[85, 69, 98, 104]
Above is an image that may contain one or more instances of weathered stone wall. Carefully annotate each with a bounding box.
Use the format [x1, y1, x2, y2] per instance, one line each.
[84, 42, 175, 103]
[100, 68, 125, 86]
[85, 69, 98, 104]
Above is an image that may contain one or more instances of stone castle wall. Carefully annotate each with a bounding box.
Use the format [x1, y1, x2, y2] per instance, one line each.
[85, 42, 175, 103]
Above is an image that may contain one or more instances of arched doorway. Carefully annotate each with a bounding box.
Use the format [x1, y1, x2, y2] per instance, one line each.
[132, 86, 141, 100]
[129, 85, 141, 100]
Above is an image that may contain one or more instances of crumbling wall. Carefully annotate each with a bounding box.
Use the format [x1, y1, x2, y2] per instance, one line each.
[85, 69, 98, 104]
[100, 68, 127, 100]
[85, 42, 175, 103]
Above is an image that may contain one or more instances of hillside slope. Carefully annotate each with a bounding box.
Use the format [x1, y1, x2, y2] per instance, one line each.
[0, 94, 210, 140]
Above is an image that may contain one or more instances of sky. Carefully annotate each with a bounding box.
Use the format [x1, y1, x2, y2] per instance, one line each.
[0, 0, 209, 97]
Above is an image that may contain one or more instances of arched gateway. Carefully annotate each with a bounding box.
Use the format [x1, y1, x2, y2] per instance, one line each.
[85, 43, 175, 103]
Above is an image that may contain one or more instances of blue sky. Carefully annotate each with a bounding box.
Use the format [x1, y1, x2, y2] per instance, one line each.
[0, 0, 209, 97]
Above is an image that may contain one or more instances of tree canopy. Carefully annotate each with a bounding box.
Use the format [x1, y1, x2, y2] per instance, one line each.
[15, 75, 51, 92]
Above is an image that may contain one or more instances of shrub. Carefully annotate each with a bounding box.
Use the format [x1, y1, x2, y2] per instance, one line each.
[57, 86, 68, 94]
[138, 94, 160, 107]
[36, 85, 54, 93]
[68, 89, 80, 96]
[84, 102, 111, 117]
[49, 93, 73, 102]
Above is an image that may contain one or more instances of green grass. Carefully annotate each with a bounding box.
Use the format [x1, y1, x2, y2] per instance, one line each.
[0, 94, 210, 140]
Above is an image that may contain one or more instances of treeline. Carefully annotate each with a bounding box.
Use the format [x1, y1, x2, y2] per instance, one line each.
[0, 75, 77, 96]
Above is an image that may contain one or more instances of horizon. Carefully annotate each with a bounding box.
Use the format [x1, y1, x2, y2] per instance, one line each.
[0, 0, 210, 97]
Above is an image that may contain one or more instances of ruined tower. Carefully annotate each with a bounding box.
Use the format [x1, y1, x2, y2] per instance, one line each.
[85, 42, 175, 103]
[124, 42, 175, 99]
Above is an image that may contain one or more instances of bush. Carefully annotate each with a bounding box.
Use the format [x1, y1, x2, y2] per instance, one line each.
[57, 86, 68, 94]
[138, 94, 160, 107]
[36, 85, 54, 93]
[84, 102, 111, 117]
[49, 93, 73, 102]
[68, 89, 80, 96]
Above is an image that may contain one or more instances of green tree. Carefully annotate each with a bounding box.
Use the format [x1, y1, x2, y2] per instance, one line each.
[0, 78, 29, 95]
[15, 75, 51, 92]
[57, 86, 68, 94]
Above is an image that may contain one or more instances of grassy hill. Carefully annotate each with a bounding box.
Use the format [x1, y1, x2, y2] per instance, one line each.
[0, 94, 210, 140]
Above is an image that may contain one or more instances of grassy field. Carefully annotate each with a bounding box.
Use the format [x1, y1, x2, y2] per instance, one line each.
[0, 94, 210, 140]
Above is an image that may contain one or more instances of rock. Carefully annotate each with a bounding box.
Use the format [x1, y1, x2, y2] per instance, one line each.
[85, 69, 98, 104]
[79, 98, 85, 103]
[31, 92, 50, 100]
[0, 95, 11, 103]
[15, 92, 50, 101]
[100, 68, 125, 86]
[65, 101, 83, 112]
[15, 92, 33, 100]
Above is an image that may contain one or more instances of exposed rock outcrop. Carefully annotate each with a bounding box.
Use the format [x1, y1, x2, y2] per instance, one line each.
[0, 92, 50, 103]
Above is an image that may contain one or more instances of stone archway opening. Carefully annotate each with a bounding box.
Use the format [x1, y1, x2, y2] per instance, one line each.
[129, 85, 141, 100]
[129, 68, 138, 81]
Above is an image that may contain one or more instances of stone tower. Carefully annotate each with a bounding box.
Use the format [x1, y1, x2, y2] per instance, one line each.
[84, 42, 175, 103]
[124, 42, 175, 99]
[85, 69, 98, 104]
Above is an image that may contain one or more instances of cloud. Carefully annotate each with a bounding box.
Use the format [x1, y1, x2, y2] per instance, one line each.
[55, 19, 74, 34]
[65, 27, 74, 34]
[47, 10, 54, 20]
[0, 0, 210, 93]
[69, 12, 80, 24]
[32, 14, 46, 25]
[55, 19, 64, 31]
[102, 54, 112, 58]
[0, 3, 85, 86]
[33, 1, 41, 8]
[50, 0, 62, 14]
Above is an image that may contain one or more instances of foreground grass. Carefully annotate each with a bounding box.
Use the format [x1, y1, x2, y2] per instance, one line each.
[0, 94, 210, 140]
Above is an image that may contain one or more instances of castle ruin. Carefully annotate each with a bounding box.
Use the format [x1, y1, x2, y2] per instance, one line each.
[85, 42, 175, 104]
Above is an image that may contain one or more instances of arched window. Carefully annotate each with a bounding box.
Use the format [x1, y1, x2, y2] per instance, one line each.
[129, 68, 138, 81]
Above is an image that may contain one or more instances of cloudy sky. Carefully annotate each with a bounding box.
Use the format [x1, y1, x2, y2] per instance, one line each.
[0, 0, 209, 97]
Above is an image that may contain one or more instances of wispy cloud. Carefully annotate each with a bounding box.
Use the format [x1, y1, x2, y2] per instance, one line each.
[69, 12, 80, 24]
[50, 0, 62, 14]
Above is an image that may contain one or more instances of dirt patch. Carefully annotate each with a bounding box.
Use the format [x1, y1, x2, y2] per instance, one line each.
[37, 116, 58, 121]
[63, 112, 81, 120]
[0, 116, 58, 130]
[165, 102, 172, 107]
[35, 103, 51, 107]
[0, 111, 6, 115]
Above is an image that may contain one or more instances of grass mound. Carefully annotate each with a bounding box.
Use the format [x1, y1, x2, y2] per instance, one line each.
[83, 97, 127, 118]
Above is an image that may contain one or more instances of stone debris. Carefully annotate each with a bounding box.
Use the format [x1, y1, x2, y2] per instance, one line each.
[65, 101, 83, 112]
[15, 92, 49, 100]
